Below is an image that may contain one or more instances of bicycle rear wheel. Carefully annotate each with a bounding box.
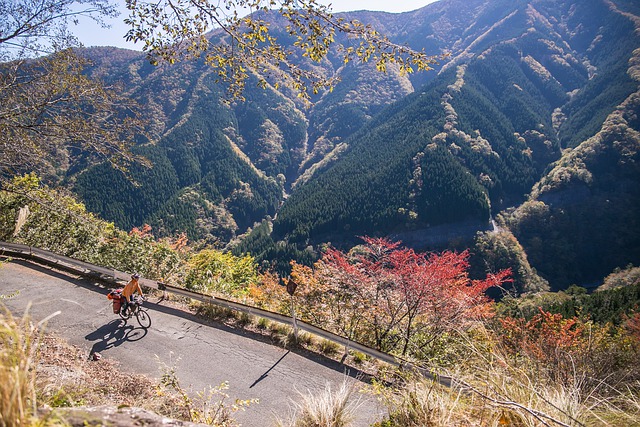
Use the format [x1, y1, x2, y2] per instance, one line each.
[136, 309, 151, 328]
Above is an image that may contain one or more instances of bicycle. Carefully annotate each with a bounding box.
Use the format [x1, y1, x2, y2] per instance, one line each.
[119, 295, 152, 329]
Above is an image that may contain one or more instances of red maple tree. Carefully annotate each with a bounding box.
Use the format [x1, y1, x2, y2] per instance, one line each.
[294, 237, 511, 356]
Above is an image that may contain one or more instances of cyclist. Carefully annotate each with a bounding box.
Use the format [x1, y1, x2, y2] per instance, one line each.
[121, 273, 144, 315]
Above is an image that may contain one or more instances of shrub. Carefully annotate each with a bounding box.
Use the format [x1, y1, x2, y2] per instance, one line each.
[498, 308, 637, 385]
[256, 317, 270, 330]
[184, 250, 258, 297]
[1, 174, 185, 283]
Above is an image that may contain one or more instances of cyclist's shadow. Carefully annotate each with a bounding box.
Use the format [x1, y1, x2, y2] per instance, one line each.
[86, 319, 148, 355]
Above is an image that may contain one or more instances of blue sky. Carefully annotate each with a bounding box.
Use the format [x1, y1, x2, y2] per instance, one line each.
[72, 0, 439, 50]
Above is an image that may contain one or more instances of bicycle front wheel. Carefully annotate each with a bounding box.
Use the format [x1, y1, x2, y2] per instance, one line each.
[136, 309, 151, 328]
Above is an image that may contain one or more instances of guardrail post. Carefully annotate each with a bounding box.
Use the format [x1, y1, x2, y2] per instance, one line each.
[290, 294, 298, 340]
[158, 282, 168, 300]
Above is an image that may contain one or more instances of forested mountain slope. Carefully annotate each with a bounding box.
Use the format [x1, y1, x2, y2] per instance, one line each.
[73, 53, 300, 243]
[275, 0, 637, 238]
[501, 0, 640, 289]
[66, 0, 638, 289]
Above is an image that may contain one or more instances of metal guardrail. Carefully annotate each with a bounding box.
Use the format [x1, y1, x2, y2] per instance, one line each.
[0, 240, 403, 369]
[0, 242, 158, 289]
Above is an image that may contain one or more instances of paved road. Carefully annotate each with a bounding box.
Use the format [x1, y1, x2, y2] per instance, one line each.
[0, 259, 384, 426]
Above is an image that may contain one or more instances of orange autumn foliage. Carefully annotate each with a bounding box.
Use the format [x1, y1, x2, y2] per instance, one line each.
[498, 308, 638, 383]
[129, 223, 153, 238]
[500, 308, 586, 362]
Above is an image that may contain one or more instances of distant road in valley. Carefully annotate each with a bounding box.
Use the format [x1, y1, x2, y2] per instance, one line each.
[0, 259, 383, 426]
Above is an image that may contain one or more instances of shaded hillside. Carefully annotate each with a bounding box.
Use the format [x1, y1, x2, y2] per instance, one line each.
[499, 0, 640, 289]
[504, 76, 640, 289]
[276, 0, 615, 245]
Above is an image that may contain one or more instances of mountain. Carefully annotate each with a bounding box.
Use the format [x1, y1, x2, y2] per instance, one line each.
[66, 0, 638, 289]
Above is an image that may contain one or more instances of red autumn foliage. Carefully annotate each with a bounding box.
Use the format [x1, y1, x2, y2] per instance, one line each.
[624, 311, 640, 343]
[293, 237, 512, 356]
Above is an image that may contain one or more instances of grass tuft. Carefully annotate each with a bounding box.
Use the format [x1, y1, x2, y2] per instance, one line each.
[276, 380, 360, 427]
[0, 306, 39, 427]
[196, 303, 235, 321]
[236, 312, 253, 328]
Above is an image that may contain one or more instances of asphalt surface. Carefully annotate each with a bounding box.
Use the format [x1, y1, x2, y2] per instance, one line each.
[0, 259, 384, 426]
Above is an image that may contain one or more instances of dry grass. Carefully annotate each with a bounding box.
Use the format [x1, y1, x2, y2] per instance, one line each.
[33, 332, 193, 422]
[368, 321, 640, 427]
[455, 327, 640, 427]
[36, 334, 166, 408]
[0, 307, 39, 427]
[373, 377, 477, 427]
[3, 293, 255, 426]
[156, 357, 254, 426]
[275, 380, 361, 427]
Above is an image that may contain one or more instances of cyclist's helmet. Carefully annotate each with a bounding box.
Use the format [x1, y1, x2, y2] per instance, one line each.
[132, 273, 140, 279]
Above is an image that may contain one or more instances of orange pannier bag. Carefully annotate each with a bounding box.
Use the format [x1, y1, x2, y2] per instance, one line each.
[107, 289, 123, 314]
